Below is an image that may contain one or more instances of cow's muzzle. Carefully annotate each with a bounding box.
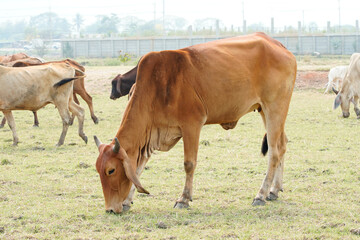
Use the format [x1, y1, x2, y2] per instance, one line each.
[342, 112, 350, 118]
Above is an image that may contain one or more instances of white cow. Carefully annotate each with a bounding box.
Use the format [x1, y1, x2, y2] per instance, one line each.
[324, 65, 348, 93]
[334, 53, 360, 118]
[0, 63, 88, 146]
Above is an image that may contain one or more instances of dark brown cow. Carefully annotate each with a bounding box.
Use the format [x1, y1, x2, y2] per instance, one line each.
[1, 59, 99, 126]
[110, 66, 137, 99]
[94, 32, 297, 214]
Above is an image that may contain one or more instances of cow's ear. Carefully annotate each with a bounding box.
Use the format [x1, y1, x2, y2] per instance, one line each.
[334, 94, 341, 109]
[123, 157, 149, 194]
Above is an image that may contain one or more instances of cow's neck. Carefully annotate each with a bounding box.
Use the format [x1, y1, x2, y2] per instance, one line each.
[115, 98, 154, 168]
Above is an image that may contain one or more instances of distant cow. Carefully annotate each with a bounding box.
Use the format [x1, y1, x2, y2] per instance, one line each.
[324, 66, 348, 93]
[334, 53, 360, 118]
[0, 53, 30, 64]
[0, 57, 43, 67]
[1, 59, 99, 127]
[0, 63, 88, 146]
[110, 65, 137, 99]
[94, 32, 297, 214]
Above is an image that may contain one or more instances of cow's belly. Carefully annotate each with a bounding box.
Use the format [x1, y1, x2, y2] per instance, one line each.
[205, 100, 260, 126]
[0, 94, 51, 111]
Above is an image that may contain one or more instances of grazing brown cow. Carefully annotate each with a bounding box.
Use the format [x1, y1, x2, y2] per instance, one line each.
[334, 53, 360, 118]
[94, 32, 297, 214]
[4, 59, 99, 125]
[0, 53, 30, 63]
[0, 63, 88, 146]
[110, 65, 137, 99]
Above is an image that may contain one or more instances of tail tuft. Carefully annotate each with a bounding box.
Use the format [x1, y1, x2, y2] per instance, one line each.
[53, 77, 77, 88]
[261, 133, 268, 156]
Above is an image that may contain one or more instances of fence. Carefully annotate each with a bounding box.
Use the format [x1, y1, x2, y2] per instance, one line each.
[61, 34, 360, 58]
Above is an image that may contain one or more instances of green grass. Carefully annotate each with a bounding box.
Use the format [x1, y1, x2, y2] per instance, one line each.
[0, 90, 359, 239]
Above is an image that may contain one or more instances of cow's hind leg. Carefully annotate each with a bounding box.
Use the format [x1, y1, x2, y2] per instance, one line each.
[69, 99, 88, 144]
[3, 111, 19, 146]
[252, 109, 288, 206]
[266, 132, 287, 201]
[77, 89, 98, 124]
[174, 125, 201, 209]
[55, 105, 72, 146]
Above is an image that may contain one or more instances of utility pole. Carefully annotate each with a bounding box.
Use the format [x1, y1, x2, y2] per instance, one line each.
[338, 0, 341, 32]
[163, 0, 165, 36]
[154, 1, 156, 31]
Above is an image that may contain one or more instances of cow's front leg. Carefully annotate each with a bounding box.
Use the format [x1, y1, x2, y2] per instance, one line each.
[174, 126, 201, 209]
[352, 96, 360, 118]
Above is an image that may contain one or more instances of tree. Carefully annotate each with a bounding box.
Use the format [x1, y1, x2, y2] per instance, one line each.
[85, 13, 120, 36]
[29, 12, 71, 39]
[73, 13, 84, 33]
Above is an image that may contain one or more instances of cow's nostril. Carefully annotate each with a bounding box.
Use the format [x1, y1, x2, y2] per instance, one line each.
[106, 209, 115, 214]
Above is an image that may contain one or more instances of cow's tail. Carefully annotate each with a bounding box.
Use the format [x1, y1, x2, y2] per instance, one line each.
[53, 77, 77, 88]
[261, 133, 268, 156]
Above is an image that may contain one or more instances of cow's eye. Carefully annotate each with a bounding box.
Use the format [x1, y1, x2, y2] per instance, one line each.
[107, 168, 115, 176]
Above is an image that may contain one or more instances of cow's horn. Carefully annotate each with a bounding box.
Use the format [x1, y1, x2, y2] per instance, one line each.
[332, 87, 339, 95]
[94, 135, 102, 148]
[113, 137, 120, 153]
[123, 158, 149, 194]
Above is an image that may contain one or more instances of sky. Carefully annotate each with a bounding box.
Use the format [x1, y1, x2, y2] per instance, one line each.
[0, 0, 358, 29]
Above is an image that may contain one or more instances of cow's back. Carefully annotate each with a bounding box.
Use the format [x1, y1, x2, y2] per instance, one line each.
[0, 63, 75, 110]
[135, 33, 296, 126]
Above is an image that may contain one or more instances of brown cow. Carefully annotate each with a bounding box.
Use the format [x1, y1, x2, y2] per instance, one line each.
[0, 57, 43, 67]
[0, 63, 88, 146]
[94, 32, 297, 214]
[1, 59, 99, 126]
[0, 57, 43, 128]
[0, 53, 30, 63]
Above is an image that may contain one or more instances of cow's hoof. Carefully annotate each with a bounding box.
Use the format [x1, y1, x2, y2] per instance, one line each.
[252, 198, 266, 206]
[266, 192, 278, 201]
[12, 142, 18, 147]
[174, 201, 189, 209]
[33, 124, 39, 127]
[122, 205, 131, 212]
[0, 125, 4, 129]
[92, 117, 99, 124]
[83, 136, 88, 144]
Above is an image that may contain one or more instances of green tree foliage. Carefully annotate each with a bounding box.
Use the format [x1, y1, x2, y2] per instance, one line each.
[85, 13, 120, 35]
[29, 12, 71, 39]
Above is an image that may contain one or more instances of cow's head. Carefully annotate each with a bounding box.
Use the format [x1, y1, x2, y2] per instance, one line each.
[110, 74, 122, 100]
[94, 136, 149, 214]
[333, 87, 352, 118]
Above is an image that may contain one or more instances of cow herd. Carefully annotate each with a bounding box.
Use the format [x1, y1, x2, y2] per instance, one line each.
[0, 33, 358, 214]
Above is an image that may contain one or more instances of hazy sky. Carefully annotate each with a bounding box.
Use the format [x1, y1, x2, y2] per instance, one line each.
[0, 0, 358, 29]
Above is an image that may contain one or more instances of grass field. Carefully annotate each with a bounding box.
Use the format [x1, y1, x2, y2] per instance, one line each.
[1, 64, 360, 239]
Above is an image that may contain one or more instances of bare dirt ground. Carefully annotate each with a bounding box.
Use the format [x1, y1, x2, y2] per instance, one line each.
[83, 66, 329, 95]
[295, 70, 328, 90]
